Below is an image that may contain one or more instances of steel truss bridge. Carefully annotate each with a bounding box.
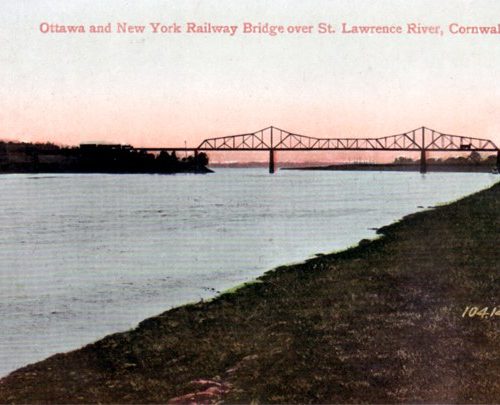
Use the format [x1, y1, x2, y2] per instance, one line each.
[138, 126, 499, 173]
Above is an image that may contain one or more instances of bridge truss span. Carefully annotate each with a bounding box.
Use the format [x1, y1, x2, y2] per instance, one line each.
[197, 126, 498, 153]
[422, 127, 497, 151]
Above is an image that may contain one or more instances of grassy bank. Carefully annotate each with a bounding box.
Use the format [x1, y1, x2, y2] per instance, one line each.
[1, 181, 499, 403]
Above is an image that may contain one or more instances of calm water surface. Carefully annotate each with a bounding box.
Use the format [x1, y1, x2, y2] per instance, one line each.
[0, 169, 497, 376]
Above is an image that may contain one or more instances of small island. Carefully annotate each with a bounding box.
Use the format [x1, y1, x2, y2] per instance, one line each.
[0, 141, 211, 174]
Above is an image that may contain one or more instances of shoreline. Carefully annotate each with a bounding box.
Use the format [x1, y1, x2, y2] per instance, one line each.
[283, 163, 498, 173]
[0, 166, 213, 175]
[1, 180, 499, 403]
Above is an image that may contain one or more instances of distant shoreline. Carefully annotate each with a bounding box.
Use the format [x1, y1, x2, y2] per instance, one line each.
[0, 167, 213, 175]
[284, 163, 498, 173]
[0, 142, 212, 175]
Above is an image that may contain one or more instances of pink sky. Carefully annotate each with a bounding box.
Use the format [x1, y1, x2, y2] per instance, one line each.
[1, 1, 499, 163]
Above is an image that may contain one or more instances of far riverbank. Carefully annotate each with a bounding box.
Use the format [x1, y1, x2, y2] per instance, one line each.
[284, 163, 498, 173]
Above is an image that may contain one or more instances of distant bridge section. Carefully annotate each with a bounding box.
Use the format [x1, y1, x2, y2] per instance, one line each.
[139, 126, 499, 173]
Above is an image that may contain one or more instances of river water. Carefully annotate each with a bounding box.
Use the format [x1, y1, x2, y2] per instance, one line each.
[0, 169, 497, 376]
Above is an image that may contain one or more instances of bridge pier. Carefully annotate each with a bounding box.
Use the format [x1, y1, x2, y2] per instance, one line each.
[420, 149, 427, 174]
[269, 149, 275, 174]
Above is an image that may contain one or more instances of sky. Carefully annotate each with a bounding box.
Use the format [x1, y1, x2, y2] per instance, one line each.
[1, 0, 499, 162]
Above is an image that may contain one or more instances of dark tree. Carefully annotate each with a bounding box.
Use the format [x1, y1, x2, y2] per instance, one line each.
[468, 151, 482, 165]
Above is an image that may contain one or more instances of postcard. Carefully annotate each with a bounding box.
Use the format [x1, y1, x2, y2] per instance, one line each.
[0, 1, 498, 403]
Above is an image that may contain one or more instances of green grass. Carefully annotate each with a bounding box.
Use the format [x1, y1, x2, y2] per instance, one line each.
[1, 181, 499, 404]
